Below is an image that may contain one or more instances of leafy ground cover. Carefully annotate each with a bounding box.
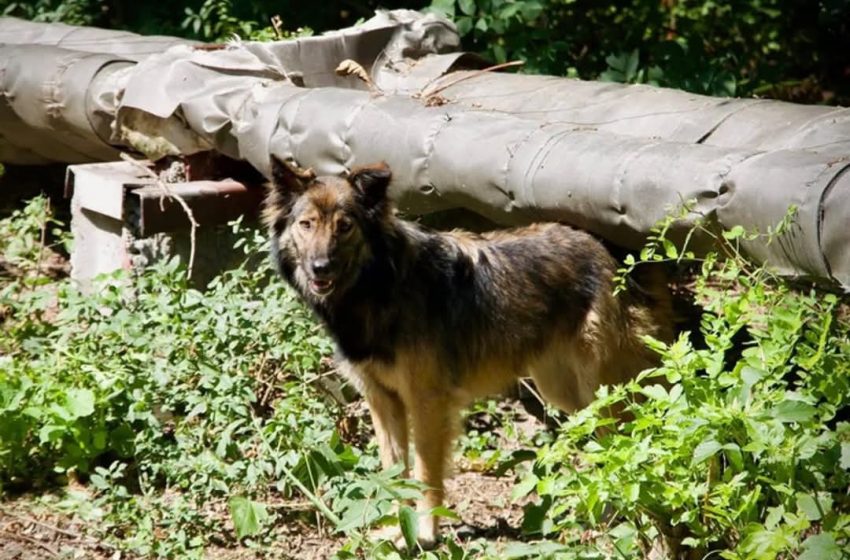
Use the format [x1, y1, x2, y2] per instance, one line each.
[0, 198, 549, 559]
[1, 197, 848, 559]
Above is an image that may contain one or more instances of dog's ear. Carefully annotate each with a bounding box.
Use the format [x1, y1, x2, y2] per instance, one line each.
[269, 155, 315, 195]
[264, 156, 316, 230]
[349, 162, 392, 208]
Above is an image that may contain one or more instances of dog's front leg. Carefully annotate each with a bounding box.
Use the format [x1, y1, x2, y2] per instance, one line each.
[363, 381, 409, 474]
[409, 392, 455, 548]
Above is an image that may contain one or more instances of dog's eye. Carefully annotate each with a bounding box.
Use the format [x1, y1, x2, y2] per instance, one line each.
[299, 220, 312, 230]
[337, 219, 353, 233]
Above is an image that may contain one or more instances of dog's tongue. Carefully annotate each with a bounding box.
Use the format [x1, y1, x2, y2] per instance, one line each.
[312, 279, 333, 291]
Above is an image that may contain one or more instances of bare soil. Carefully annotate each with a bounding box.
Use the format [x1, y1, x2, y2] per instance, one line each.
[0, 397, 545, 560]
[0, 453, 536, 559]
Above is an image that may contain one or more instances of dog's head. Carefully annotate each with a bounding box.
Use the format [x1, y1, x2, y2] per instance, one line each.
[264, 156, 392, 300]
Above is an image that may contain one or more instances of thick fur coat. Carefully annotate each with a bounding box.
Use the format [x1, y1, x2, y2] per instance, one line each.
[263, 158, 673, 546]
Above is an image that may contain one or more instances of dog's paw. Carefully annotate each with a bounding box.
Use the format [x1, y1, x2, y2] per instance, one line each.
[370, 518, 439, 551]
[416, 515, 440, 550]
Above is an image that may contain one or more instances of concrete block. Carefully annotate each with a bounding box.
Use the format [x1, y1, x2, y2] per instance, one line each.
[66, 160, 263, 288]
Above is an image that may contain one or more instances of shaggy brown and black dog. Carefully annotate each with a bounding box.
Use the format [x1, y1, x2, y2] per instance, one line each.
[263, 158, 672, 547]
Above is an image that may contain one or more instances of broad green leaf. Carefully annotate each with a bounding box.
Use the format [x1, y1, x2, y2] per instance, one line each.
[65, 388, 95, 419]
[536, 477, 557, 496]
[520, 500, 549, 535]
[498, 3, 522, 19]
[512, 474, 538, 500]
[458, 0, 476, 16]
[723, 225, 746, 240]
[502, 541, 570, 559]
[455, 16, 472, 36]
[625, 49, 640, 81]
[624, 483, 640, 503]
[88, 473, 108, 490]
[692, 438, 722, 465]
[772, 399, 817, 423]
[519, 1, 544, 21]
[662, 238, 678, 259]
[229, 496, 269, 539]
[398, 506, 418, 550]
[429, 505, 460, 520]
[610, 521, 638, 555]
[795, 492, 831, 521]
[723, 443, 744, 470]
[492, 43, 506, 63]
[429, 0, 456, 17]
[764, 505, 784, 529]
[799, 533, 842, 560]
[641, 384, 668, 401]
[737, 365, 765, 405]
[38, 424, 65, 444]
[337, 499, 376, 532]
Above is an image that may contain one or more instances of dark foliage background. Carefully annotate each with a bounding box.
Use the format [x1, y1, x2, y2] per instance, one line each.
[2, 0, 849, 103]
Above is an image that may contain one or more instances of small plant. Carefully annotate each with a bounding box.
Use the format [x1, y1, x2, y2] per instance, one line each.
[0, 204, 420, 556]
[514, 208, 850, 559]
[181, 0, 313, 42]
[181, 0, 258, 40]
[1, 0, 98, 26]
[3, 196, 848, 559]
[0, 195, 66, 275]
[428, 0, 846, 102]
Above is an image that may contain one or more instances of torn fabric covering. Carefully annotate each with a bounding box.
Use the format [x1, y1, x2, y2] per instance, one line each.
[0, 15, 195, 163]
[0, 44, 131, 163]
[252, 88, 847, 288]
[0, 15, 196, 60]
[0, 13, 848, 290]
[417, 72, 850, 155]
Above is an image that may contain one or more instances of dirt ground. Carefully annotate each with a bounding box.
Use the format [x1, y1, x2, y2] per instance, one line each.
[0, 357, 542, 560]
[0, 449, 537, 560]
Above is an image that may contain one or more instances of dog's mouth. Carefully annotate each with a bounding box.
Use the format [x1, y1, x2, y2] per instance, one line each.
[309, 278, 335, 296]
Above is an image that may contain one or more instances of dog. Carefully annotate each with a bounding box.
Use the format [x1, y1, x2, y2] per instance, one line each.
[263, 157, 673, 547]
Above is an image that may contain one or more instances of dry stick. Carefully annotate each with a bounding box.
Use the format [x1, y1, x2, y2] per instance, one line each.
[420, 60, 525, 100]
[120, 153, 199, 278]
[256, 353, 276, 408]
[270, 14, 284, 39]
[519, 378, 563, 427]
[2, 509, 121, 555]
[1, 510, 81, 541]
[0, 529, 61, 557]
[266, 500, 314, 511]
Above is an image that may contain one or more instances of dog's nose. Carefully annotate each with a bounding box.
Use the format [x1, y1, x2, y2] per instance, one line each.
[311, 258, 332, 276]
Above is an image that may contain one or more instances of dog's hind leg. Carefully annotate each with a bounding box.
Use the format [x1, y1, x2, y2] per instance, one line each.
[363, 382, 410, 474]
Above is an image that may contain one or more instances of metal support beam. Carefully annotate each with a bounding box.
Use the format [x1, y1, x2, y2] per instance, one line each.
[65, 160, 264, 286]
[129, 180, 264, 237]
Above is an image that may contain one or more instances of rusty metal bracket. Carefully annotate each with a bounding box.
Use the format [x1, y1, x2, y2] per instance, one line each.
[127, 180, 264, 237]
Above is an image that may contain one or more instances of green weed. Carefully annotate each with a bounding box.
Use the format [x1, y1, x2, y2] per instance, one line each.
[3, 196, 849, 559]
[513, 209, 850, 559]
[0, 200, 419, 557]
